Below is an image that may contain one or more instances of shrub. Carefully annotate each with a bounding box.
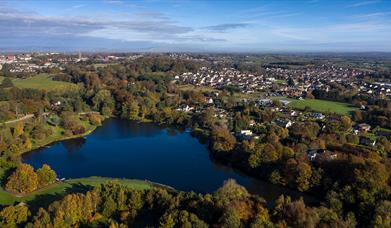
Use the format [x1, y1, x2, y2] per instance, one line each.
[88, 113, 102, 126]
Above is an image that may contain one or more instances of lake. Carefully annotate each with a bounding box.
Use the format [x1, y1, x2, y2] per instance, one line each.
[23, 118, 316, 203]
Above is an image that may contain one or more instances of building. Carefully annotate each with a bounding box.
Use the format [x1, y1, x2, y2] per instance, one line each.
[355, 123, 371, 132]
[275, 119, 293, 128]
[240, 130, 253, 136]
[307, 113, 325, 120]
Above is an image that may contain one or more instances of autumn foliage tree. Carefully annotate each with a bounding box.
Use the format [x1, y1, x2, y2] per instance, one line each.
[0, 204, 30, 227]
[5, 163, 57, 193]
[36, 164, 57, 187]
[5, 164, 38, 193]
[211, 126, 236, 153]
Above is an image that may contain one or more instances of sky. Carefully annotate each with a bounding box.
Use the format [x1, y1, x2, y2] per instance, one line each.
[1, 0, 391, 52]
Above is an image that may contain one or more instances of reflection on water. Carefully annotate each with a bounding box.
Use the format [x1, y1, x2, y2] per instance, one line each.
[62, 137, 86, 153]
[23, 118, 317, 204]
[91, 119, 163, 140]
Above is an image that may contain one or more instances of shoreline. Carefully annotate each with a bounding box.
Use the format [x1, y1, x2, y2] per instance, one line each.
[19, 117, 319, 205]
[19, 125, 99, 155]
[0, 176, 175, 206]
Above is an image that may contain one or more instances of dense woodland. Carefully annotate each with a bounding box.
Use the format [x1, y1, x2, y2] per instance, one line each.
[0, 56, 390, 227]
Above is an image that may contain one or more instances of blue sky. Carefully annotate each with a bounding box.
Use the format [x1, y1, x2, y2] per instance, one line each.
[1, 0, 391, 52]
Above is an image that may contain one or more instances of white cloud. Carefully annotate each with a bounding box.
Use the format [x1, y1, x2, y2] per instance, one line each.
[347, 0, 380, 8]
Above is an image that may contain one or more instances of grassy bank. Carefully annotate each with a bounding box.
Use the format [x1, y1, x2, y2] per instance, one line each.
[0, 177, 155, 206]
[19, 120, 98, 155]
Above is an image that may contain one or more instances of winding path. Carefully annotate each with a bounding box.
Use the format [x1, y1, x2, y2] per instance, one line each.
[2, 114, 34, 125]
[1, 111, 100, 125]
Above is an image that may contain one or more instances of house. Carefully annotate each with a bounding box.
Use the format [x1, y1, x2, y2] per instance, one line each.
[275, 119, 293, 128]
[307, 149, 336, 161]
[307, 113, 325, 120]
[355, 123, 371, 132]
[280, 99, 291, 106]
[290, 110, 298, 116]
[258, 98, 272, 106]
[238, 130, 253, 140]
[307, 149, 326, 161]
[176, 105, 194, 112]
[240, 130, 253, 136]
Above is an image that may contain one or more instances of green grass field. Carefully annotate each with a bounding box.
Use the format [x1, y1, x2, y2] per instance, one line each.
[177, 84, 218, 93]
[275, 79, 286, 85]
[0, 177, 154, 206]
[1, 74, 80, 92]
[92, 63, 117, 69]
[273, 97, 357, 115]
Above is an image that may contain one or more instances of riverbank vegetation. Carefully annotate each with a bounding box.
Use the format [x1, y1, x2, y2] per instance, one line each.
[1, 180, 362, 227]
[0, 177, 155, 207]
[0, 56, 390, 227]
[5, 164, 56, 194]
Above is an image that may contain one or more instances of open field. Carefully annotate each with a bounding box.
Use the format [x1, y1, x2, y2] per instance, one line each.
[1, 74, 80, 92]
[177, 84, 218, 93]
[92, 63, 117, 69]
[273, 97, 357, 115]
[0, 177, 154, 206]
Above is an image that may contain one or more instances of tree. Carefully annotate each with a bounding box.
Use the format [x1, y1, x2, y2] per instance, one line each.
[211, 126, 236, 153]
[0, 204, 30, 227]
[295, 162, 312, 192]
[24, 138, 33, 151]
[352, 161, 390, 220]
[0, 77, 14, 88]
[214, 179, 249, 208]
[279, 199, 320, 227]
[159, 213, 175, 228]
[92, 89, 114, 116]
[28, 208, 52, 227]
[371, 200, 391, 228]
[201, 108, 216, 129]
[269, 170, 284, 185]
[287, 77, 295, 86]
[219, 208, 242, 228]
[5, 164, 38, 193]
[341, 116, 352, 131]
[88, 113, 102, 126]
[13, 121, 24, 137]
[36, 164, 57, 187]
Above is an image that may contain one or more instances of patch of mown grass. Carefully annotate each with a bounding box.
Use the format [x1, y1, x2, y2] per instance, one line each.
[0, 177, 154, 206]
[272, 97, 357, 115]
[177, 84, 218, 93]
[9, 74, 80, 92]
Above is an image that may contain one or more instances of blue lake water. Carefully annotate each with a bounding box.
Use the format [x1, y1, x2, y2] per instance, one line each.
[23, 118, 315, 202]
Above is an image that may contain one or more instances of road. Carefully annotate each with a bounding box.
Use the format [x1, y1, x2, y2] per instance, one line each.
[2, 114, 34, 125]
